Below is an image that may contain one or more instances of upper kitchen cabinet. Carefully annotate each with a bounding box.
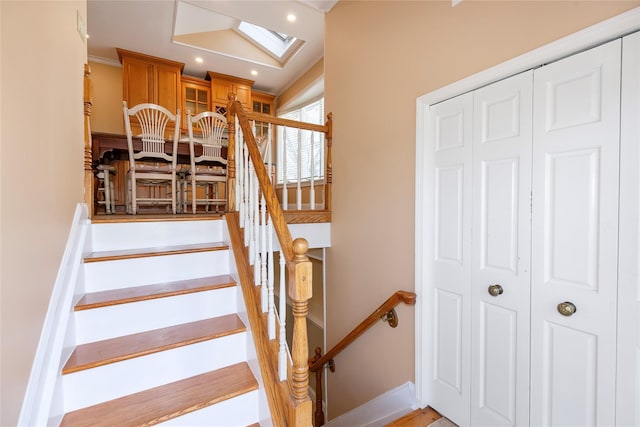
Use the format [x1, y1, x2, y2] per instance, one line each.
[117, 48, 184, 116]
[206, 71, 254, 115]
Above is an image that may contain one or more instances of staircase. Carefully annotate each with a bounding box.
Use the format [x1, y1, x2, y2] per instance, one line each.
[58, 216, 268, 426]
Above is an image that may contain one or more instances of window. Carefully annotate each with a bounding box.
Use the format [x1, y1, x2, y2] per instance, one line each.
[237, 21, 304, 64]
[277, 98, 325, 184]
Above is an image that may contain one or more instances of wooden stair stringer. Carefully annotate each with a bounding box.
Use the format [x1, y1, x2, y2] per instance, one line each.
[60, 362, 258, 427]
[226, 212, 289, 426]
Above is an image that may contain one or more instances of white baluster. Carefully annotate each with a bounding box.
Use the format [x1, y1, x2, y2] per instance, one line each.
[282, 127, 288, 210]
[253, 162, 261, 288]
[267, 215, 275, 339]
[310, 131, 316, 210]
[296, 128, 302, 210]
[236, 117, 245, 227]
[244, 142, 252, 249]
[278, 251, 288, 381]
[247, 159, 255, 262]
[260, 186, 267, 312]
[260, 191, 267, 292]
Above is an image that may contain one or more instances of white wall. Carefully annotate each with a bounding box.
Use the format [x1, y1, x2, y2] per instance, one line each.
[0, 1, 86, 425]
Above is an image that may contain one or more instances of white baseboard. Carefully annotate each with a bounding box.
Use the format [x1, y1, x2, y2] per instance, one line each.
[325, 381, 419, 427]
[18, 204, 90, 427]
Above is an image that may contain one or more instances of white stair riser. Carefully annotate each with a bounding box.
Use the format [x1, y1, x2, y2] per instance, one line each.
[74, 287, 238, 344]
[84, 250, 230, 292]
[160, 389, 260, 427]
[90, 220, 225, 252]
[63, 333, 247, 412]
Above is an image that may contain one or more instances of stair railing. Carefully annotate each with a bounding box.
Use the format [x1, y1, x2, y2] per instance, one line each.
[232, 103, 333, 219]
[308, 290, 417, 427]
[227, 94, 327, 426]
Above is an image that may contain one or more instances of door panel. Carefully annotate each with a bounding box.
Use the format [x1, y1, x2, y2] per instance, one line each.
[435, 165, 464, 264]
[617, 30, 640, 426]
[477, 302, 517, 422]
[425, 92, 473, 427]
[471, 70, 533, 427]
[434, 289, 463, 392]
[542, 322, 598, 426]
[531, 39, 621, 426]
[543, 148, 600, 289]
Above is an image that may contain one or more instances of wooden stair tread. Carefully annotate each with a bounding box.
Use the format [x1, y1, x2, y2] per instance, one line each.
[384, 407, 442, 427]
[84, 241, 228, 263]
[63, 314, 246, 374]
[75, 275, 236, 310]
[60, 362, 258, 427]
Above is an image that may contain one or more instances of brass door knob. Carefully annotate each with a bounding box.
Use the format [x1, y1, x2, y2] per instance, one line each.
[488, 284, 503, 297]
[557, 301, 577, 316]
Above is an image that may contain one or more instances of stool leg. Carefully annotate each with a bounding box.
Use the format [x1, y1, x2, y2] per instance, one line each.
[109, 179, 115, 214]
[104, 170, 111, 214]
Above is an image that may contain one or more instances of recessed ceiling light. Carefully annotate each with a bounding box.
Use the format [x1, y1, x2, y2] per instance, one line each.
[287, 14, 296, 22]
[195, 56, 203, 63]
[251, 70, 258, 76]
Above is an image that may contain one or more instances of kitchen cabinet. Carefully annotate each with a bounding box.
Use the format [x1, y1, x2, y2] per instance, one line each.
[181, 75, 211, 132]
[117, 48, 183, 116]
[251, 91, 275, 139]
[207, 71, 253, 115]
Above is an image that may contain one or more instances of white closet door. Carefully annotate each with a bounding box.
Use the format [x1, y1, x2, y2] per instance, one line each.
[471, 70, 533, 427]
[530, 39, 621, 426]
[617, 30, 640, 425]
[424, 92, 473, 427]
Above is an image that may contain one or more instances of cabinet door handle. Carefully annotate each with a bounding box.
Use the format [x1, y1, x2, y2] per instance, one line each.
[557, 301, 577, 317]
[487, 284, 503, 297]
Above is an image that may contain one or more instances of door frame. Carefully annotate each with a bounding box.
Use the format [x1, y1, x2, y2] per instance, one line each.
[414, 6, 640, 408]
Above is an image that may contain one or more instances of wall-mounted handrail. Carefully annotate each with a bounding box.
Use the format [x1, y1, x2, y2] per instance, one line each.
[308, 290, 417, 426]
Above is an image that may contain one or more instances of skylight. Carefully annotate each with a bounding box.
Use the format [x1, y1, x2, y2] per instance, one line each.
[237, 21, 303, 62]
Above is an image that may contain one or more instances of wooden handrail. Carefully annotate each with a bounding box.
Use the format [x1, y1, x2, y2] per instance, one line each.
[227, 95, 313, 426]
[309, 290, 416, 426]
[309, 290, 417, 373]
[247, 111, 329, 133]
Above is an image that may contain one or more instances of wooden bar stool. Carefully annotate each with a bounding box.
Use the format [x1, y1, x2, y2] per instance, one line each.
[95, 164, 116, 214]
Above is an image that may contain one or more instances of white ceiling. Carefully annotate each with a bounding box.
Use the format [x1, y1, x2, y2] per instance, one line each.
[87, 0, 336, 95]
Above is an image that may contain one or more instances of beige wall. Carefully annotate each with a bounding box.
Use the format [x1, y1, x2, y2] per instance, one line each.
[89, 60, 124, 134]
[276, 58, 324, 112]
[0, 1, 86, 425]
[324, 0, 639, 419]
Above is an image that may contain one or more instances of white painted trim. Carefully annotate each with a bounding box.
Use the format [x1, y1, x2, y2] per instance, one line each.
[87, 55, 121, 68]
[414, 6, 640, 409]
[18, 204, 90, 427]
[324, 381, 419, 427]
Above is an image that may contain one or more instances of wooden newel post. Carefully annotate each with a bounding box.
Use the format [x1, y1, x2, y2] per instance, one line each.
[83, 63, 94, 216]
[226, 93, 237, 211]
[288, 238, 313, 426]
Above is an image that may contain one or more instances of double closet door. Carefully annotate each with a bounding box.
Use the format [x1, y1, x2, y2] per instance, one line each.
[424, 32, 639, 427]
